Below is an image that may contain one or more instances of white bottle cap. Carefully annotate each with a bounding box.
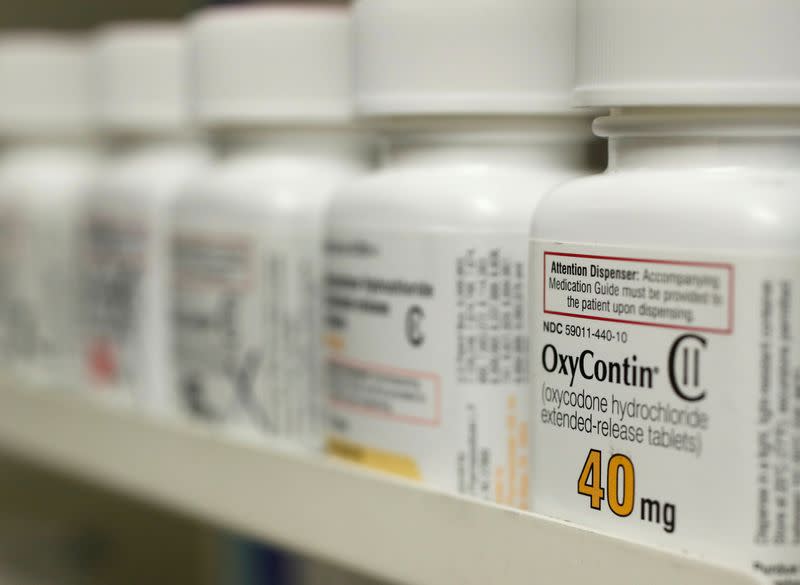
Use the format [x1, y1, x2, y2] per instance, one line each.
[353, 0, 577, 116]
[575, 0, 800, 107]
[94, 22, 188, 134]
[0, 33, 91, 137]
[189, 4, 352, 126]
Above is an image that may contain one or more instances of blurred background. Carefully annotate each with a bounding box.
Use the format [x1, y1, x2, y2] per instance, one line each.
[0, 451, 382, 584]
[0, 1, 377, 584]
[0, 0, 198, 30]
[0, 0, 345, 30]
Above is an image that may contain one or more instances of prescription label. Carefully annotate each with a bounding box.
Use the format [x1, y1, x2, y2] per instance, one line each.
[250, 236, 322, 445]
[531, 241, 799, 583]
[172, 231, 260, 420]
[82, 212, 148, 391]
[326, 231, 529, 508]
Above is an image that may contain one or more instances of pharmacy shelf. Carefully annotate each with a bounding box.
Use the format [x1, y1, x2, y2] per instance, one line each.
[0, 380, 761, 585]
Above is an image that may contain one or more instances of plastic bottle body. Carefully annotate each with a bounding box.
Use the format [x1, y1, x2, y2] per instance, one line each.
[171, 130, 370, 447]
[326, 119, 593, 507]
[0, 141, 97, 388]
[80, 139, 208, 412]
[530, 108, 800, 577]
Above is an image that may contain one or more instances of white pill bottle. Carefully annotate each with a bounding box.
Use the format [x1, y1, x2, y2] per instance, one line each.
[0, 34, 96, 388]
[325, 0, 595, 508]
[172, 5, 369, 446]
[530, 0, 800, 579]
[82, 23, 208, 412]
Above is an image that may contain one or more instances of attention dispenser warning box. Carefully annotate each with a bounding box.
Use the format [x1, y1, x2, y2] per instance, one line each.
[543, 252, 734, 334]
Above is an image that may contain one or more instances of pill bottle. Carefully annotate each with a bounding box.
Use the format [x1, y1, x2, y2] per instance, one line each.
[530, 0, 800, 578]
[0, 34, 96, 389]
[324, 0, 595, 508]
[172, 4, 370, 446]
[81, 23, 208, 412]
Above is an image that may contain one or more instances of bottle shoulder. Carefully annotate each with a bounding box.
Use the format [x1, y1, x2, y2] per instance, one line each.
[213, 153, 368, 191]
[188, 156, 363, 199]
[329, 164, 588, 233]
[0, 153, 97, 209]
[171, 158, 362, 229]
[95, 150, 210, 204]
[532, 168, 800, 251]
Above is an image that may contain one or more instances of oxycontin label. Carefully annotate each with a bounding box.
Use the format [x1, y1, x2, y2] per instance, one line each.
[531, 241, 799, 583]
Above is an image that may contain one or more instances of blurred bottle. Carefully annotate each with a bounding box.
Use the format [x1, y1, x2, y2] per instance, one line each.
[0, 33, 97, 389]
[80, 23, 209, 412]
[171, 4, 371, 446]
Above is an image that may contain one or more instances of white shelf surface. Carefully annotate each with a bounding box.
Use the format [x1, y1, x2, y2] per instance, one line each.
[0, 381, 762, 585]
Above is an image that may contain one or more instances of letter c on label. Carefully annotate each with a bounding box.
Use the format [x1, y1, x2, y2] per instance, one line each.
[405, 305, 425, 347]
[668, 333, 707, 402]
[579, 349, 595, 380]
